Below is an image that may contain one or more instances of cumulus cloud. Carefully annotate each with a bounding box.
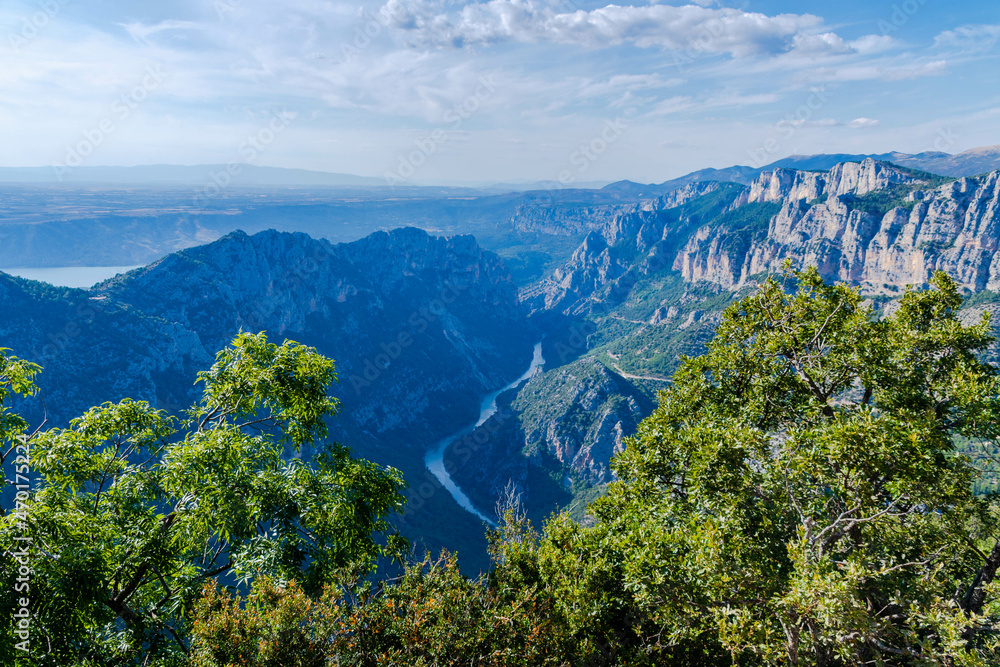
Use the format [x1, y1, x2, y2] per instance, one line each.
[848, 117, 880, 129]
[377, 0, 878, 58]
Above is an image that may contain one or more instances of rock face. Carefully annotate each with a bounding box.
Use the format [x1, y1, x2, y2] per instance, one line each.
[677, 165, 1000, 292]
[529, 162, 1000, 316]
[508, 201, 622, 236]
[729, 159, 915, 207]
[510, 357, 649, 485]
[503, 160, 1000, 525]
[522, 183, 746, 315]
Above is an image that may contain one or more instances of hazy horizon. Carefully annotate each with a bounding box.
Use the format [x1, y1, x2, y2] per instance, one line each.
[3, 0, 998, 185]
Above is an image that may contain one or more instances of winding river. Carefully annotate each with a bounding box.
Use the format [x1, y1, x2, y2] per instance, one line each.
[424, 342, 545, 525]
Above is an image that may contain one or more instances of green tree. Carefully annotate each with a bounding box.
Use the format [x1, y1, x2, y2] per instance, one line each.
[190, 508, 576, 667]
[0, 350, 42, 666]
[0, 333, 407, 666]
[590, 269, 1000, 664]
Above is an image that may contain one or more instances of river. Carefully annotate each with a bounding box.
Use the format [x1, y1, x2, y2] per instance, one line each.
[424, 341, 545, 525]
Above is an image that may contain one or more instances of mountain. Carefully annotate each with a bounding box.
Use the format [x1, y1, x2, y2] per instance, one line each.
[6, 152, 1000, 568]
[445, 355, 654, 525]
[892, 145, 1000, 177]
[602, 165, 760, 198]
[770, 146, 1000, 178]
[0, 186, 639, 285]
[604, 144, 1000, 199]
[676, 160, 1000, 292]
[541, 159, 1000, 310]
[482, 158, 1000, 524]
[2, 227, 536, 570]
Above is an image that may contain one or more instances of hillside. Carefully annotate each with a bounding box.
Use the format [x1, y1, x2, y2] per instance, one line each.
[4, 157, 1000, 568]
[2, 227, 536, 571]
[482, 159, 1000, 523]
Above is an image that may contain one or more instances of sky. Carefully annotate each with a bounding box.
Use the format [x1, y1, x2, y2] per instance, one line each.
[1, 0, 998, 185]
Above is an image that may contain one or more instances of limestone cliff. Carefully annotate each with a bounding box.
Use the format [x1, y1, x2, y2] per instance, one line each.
[676, 163, 1000, 292]
[531, 161, 1000, 316]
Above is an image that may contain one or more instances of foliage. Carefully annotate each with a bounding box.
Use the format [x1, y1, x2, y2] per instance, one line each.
[194, 267, 1000, 666]
[0, 350, 42, 666]
[715, 202, 783, 259]
[190, 577, 336, 667]
[9, 268, 1000, 666]
[190, 510, 574, 666]
[840, 186, 912, 217]
[0, 348, 41, 457]
[0, 333, 407, 666]
[591, 268, 1000, 664]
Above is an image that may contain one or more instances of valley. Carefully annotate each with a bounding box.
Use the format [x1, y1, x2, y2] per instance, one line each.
[4, 149, 1000, 573]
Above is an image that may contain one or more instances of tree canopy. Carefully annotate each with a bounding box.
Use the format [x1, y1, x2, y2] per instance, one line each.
[589, 268, 1000, 664]
[6, 271, 1000, 666]
[1, 332, 407, 666]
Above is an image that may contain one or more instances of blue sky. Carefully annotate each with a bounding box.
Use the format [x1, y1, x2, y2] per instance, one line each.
[1, 0, 997, 184]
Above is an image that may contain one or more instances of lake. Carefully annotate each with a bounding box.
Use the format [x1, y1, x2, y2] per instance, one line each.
[0, 266, 142, 289]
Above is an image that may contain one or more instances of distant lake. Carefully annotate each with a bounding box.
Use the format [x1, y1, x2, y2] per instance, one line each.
[1, 266, 142, 288]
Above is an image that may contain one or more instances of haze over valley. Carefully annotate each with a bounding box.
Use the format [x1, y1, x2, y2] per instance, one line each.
[5, 0, 1000, 663]
[6, 146, 1000, 569]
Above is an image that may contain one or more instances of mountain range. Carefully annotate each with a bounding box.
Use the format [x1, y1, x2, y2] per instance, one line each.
[2, 227, 535, 570]
[602, 144, 1000, 197]
[4, 148, 1000, 571]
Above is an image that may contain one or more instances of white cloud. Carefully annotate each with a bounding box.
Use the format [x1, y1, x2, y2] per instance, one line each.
[119, 19, 204, 47]
[577, 74, 683, 99]
[848, 34, 898, 55]
[803, 59, 948, 83]
[934, 24, 1000, 51]
[848, 117, 880, 129]
[883, 60, 948, 80]
[789, 32, 850, 56]
[645, 91, 778, 117]
[377, 0, 877, 58]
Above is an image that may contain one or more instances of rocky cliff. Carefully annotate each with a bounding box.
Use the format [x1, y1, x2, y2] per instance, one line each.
[500, 160, 1000, 525]
[529, 161, 1000, 316]
[676, 161, 1000, 292]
